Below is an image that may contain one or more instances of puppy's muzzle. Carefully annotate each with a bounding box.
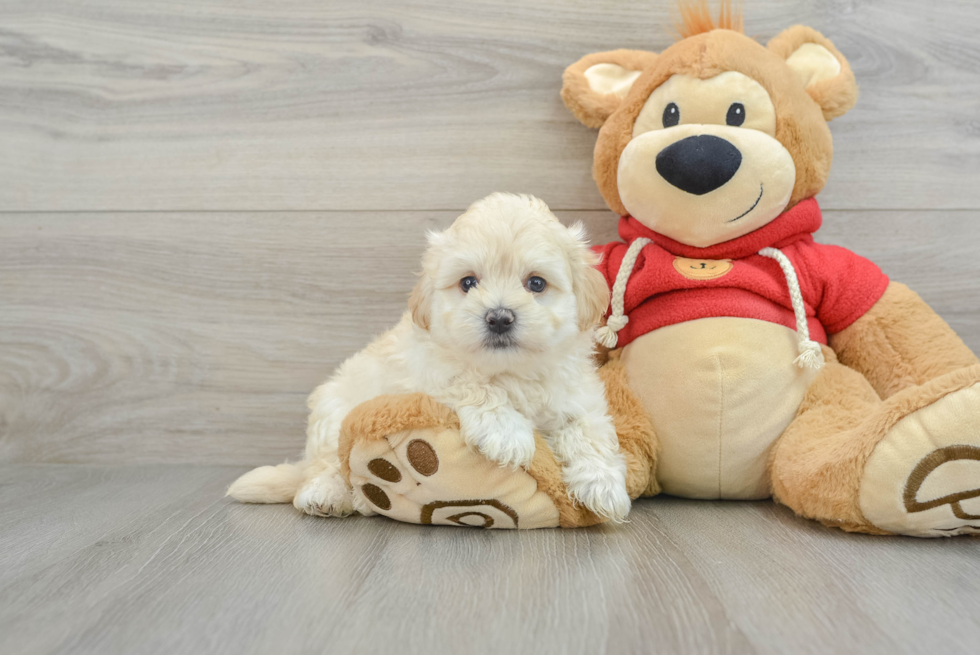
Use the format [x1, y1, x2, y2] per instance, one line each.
[485, 307, 516, 335]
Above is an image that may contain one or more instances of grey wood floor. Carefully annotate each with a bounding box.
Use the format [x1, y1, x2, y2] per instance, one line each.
[2, 2, 979, 654]
[3, 465, 979, 655]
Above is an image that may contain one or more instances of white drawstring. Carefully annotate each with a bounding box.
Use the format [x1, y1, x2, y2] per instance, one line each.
[595, 238, 650, 349]
[596, 240, 824, 371]
[758, 247, 825, 370]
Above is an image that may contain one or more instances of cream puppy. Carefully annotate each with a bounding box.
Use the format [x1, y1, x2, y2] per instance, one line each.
[228, 193, 631, 522]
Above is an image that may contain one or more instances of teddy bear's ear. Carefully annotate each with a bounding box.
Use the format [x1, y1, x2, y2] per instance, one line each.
[561, 49, 659, 129]
[768, 25, 858, 121]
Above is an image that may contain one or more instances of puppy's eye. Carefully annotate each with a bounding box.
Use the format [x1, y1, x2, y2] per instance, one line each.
[662, 102, 680, 128]
[525, 276, 547, 293]
[726, 102, 745, 127]
[459, 276, 479, 293]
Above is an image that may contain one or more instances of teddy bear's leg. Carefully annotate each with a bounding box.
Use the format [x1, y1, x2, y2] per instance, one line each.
[770, 351, 980, 537]
[339, 393, 605, 528]
[830, 282, 979, 399]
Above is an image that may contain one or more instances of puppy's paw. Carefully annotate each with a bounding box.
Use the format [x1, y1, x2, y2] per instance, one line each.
[566, 468, 632, 523]
[293, 470, 356, 517]
[350, 489, 378, 517]
[458, 405, 536, 469]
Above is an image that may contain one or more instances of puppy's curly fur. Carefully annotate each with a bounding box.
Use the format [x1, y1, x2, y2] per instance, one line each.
[228, 193, 630, 522]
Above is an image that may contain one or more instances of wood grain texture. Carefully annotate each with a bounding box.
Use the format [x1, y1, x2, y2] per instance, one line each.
[3, 209, 979, 465]
[1, 0, 979, 212]
[0, 465, 977, 655]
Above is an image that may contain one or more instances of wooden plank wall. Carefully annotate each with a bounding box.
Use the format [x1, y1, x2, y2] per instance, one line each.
[2, 0, 980, 464]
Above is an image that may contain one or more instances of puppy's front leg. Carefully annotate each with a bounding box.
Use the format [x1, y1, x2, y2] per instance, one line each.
[292, 459, 378, 518]
[548, 412, 631, 522]
[456, 396, 536, 469]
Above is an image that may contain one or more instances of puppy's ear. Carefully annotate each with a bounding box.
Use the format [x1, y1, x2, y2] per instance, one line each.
[562, 49, 658, 129]
[408, 274, 433, 330]
[576, 266, 611, 331]
[410, 229, 447, 330]
[565, 222, 611, 330]
[768, 25, 858, 120]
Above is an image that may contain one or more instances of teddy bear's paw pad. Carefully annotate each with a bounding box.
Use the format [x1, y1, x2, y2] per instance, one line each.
[347, 426, 559, 529]
[420, 499, 520, 528]
[860, 382, 980, 537]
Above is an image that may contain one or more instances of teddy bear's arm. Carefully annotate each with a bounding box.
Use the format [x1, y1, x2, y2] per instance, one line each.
[829, 281, 978, 399]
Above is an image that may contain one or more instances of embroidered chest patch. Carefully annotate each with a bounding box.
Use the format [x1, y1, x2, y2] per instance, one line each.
[672, 257, 733, 280]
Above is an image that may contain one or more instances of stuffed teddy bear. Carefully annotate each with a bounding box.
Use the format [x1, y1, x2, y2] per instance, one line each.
[337, 4, 980, 536]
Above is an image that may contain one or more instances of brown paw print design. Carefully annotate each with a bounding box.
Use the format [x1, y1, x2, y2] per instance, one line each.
[904, 445, 980, 534]
[346, 424, 564, 529]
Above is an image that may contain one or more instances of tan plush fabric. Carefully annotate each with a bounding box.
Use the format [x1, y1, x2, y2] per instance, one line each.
[340, 393, 607, 528]
[771, 359, 980, 535]
[590, 29, 838, 216]
[561, 49, 658, 129]
[632, 71, 777, 137]
[617, 121, 796, 247]
[559, 20, 979, 537]
[524, 436, 604, 528]
[348, 422, 562, 529]
[599, 353, 660, 498]
[768, 349, 886, 534]
[830, 282, 980, 400]
[860, 380, 980, 536]
[767, 25, 859, 121]
[620, 318, 817, 499]
[339, 392, 458, 480]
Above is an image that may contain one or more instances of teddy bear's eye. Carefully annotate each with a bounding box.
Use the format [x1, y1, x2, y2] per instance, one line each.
[662, 102, 680, 128]
[726, 102, 745, 127]
[459, 276, 479, 293]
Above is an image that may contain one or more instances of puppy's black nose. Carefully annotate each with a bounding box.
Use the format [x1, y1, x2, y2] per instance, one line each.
[655, 135, 742, 195]
[485, 308, 515, 334]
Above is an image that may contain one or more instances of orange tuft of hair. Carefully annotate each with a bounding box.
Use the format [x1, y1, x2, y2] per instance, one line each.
[675, 0, 744, 40]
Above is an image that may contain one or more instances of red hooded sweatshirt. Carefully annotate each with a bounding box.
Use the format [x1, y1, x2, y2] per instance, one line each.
[593, 198, 889, 348]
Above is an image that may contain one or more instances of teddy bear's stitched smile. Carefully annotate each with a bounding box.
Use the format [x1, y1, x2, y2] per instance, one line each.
[726, 184, 765, 223]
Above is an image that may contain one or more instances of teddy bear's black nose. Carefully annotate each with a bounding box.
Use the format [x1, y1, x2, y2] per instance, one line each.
[656, 135, 742, 195]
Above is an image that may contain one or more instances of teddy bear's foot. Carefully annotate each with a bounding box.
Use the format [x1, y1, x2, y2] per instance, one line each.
[860, 374, 980, 537]
[338, 394, 605, 529]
